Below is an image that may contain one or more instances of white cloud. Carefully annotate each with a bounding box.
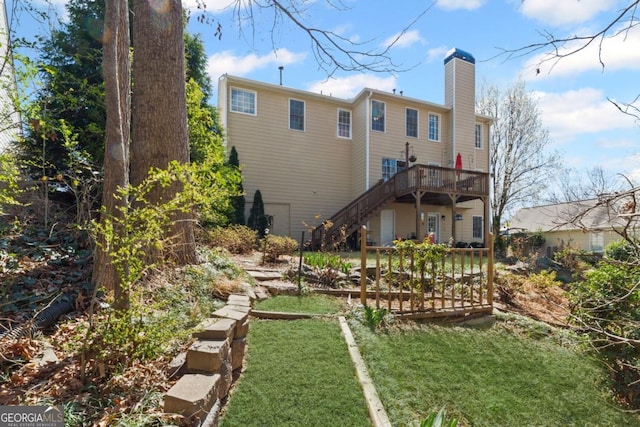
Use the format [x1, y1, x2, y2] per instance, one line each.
[522, 23, 640, 79]
[436, 0, 484, 11]
[381, 30, 425, 49]
[207, 48, 307, 79]
[601, 153, 640, 183]
[427, 46, 450, 62]
[307, 74, 397, 98]
[597, 137, 639, 150]
[518, 0, 616, 27]
[534, 88, 637, 143]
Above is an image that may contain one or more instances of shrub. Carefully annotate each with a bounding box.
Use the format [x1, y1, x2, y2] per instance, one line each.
[528, 270, 562, 290]
[604, 238, 639, 262]
[529, 229, 546, 249]
[208, 225, 257, 254]
[262, 234, 298, 263]
[553, 247, 597, 278]
[569, 260, 640, 406]
[247, 189, 269, 237]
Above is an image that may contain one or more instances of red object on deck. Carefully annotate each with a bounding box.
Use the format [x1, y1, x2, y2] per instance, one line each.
[455, 152, 463, 170]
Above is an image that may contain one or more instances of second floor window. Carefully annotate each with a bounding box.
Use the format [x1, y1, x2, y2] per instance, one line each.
[231, 88, 256, 115]
[372, 100, 385, 132]
[289, 99, 305, 131]
[428, 113, 440, 141]
[338, 109, 351, 138]
[406, 108, 418, 138]
[475, 123, 483, 148]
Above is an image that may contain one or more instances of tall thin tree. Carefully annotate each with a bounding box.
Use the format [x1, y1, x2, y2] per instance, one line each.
[131, 0, 196, 264]
[94, 0, 130, 309]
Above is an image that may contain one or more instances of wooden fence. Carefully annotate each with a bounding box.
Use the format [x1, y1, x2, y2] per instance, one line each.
[359, 226, 494, 319]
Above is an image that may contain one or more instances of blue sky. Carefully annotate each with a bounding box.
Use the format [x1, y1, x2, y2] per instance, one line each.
[16, 0, 640, 187]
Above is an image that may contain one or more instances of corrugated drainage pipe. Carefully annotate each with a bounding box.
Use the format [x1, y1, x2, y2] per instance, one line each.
[0, 295, 74, 341]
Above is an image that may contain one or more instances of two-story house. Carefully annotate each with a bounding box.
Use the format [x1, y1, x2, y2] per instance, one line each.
[218, 48, 492, 247]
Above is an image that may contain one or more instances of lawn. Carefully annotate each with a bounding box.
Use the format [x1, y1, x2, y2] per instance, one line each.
[221, 293, 639, 426]
[253, 294, 347, 315]
[351, 316, 639, 426]
[219, 318, 371, 427]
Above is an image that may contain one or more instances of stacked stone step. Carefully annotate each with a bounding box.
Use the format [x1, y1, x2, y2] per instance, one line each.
[164, 294, 251, 425]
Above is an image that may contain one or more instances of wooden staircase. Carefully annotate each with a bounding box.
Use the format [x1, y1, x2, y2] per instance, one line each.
[311, 164, 489, 249]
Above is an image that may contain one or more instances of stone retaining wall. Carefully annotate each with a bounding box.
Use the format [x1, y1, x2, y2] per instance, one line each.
[164, 294, 251, 426]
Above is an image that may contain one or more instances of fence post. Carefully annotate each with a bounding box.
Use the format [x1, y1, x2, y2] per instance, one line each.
[487, 233, 494, 306]
[360, 225, 367, 306]
[298, 231, 305, 293]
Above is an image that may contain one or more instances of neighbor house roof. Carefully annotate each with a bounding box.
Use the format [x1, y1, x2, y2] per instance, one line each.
[510, 198, 629, 233]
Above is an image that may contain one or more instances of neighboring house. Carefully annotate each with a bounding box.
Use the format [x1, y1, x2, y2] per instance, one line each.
[509, 199, 634, 256]
[0, 0, 21, 151]
[218, 48, 492, 247]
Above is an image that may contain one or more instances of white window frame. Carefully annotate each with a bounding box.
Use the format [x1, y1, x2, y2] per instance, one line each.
[289, 98, 305, 131]
[428, 113, 441, 142]
[230, 87, 256, 115]
[475, 123, 483, 149]
[472, 215, 483, 239]
[382, 158, 399, 181]
[337, 109, 352, 139]
[590, 232, 604, 253]
[371, 100, 386, 132]
[406, 108, 419, 138]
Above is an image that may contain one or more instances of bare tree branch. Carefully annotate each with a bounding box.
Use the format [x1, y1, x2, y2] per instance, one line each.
[222, 0, 434, 76]
[495, 2, 640, 119]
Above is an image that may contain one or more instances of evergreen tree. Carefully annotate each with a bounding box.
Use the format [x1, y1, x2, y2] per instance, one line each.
[227, 146, 245, 225]
[248, 189, 268, 236]
[17, 0, 221, 178]
[20, 0, 106, 176]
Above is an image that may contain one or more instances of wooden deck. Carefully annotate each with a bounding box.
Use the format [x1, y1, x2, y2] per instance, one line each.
[312, 164, 490, 249]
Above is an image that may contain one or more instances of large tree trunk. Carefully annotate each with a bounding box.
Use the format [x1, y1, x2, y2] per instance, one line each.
[94, 0, 131, 309]
[131, 0, 196, 264]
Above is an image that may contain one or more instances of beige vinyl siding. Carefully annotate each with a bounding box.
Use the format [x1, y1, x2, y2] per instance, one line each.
[445, 56, 477, 168]
[367, 94, 453, 183]
[473, 118, 491, 171]
[220, 54, 489, 245]
[225, 78, 352, 239]
[351, 95, 368, 196]
[454, 200, 485, 243]
[543, 229, 619, 254]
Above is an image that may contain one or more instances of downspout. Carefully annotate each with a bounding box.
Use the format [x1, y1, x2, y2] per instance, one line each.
[365, 91, 372, 189]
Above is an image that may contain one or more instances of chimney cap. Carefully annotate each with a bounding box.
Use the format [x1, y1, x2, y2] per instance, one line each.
[444, 48, 475, 65]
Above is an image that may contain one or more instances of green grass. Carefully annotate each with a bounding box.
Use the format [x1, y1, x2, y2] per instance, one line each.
[219, 319, 371, 427]
[253, 294, 347, 315]
[351, 319, 639, 427]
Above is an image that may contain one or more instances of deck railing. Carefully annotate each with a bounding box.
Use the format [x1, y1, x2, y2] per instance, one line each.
[359, 226, 494, 319]
[311, 165, 489, 249]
